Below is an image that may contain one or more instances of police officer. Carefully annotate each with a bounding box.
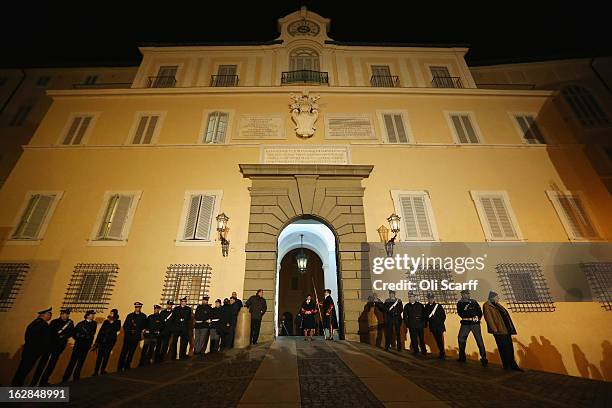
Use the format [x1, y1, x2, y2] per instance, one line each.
[157, 300, 174, 362]
[62, 310, 97, 382]
[170, 296, 192, 360]
[457, 289, 488, 367]
[403, 292, 427, 355]
[194, 296, 213, 355]
[11, 307, 52, 386]
[31, 307, 74, 386]
[117, 302, 147, 371]
[424, 293, 446, 359]
[376, 289, 403, 352]
[140, 305, 164, 366]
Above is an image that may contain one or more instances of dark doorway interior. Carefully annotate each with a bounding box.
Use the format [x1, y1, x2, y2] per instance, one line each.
[278, 248, 324, 336]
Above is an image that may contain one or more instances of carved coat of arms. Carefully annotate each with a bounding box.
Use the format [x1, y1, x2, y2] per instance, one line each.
[290, 92, 320, 138]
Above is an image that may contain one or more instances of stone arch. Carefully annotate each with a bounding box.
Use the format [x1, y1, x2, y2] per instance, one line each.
[240, 164, 373, 341]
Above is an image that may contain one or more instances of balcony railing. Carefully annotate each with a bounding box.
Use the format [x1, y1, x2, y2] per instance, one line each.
[210, 75, 239, 87]
[148, 76, 176, 88]
[281, 70, 329, 85]
[431, 76, 463, 88]
[370, 75, 399, 87]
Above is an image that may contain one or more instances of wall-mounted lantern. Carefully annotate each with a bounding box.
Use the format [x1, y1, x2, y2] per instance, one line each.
[216, 213, 230, 257]
[382, 213, 400, 257]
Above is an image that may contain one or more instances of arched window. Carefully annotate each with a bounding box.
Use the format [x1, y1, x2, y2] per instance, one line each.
[289, 48, 320, 71]
[561, 85, 610, 128]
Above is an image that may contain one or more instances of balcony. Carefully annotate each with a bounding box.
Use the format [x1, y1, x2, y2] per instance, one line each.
[147, 76, 176, 88]
[370, 75, 399, 87]
[210, 75, 239, 87]
[431, 76, 463, 88]
[281, 70, 329, 85]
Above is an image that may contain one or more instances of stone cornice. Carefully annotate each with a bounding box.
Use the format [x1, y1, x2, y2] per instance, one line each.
[239, 164, 373, 178]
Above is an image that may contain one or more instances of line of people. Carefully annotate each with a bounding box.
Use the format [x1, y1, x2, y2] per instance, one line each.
[374, 289, 523, 372]
[10, 290, 261, 386]
[298, 289, 338, 341]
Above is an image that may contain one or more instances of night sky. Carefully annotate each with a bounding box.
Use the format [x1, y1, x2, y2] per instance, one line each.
[2, 1, 609, 68]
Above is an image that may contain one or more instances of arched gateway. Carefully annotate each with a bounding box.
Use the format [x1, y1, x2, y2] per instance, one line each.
[240, 164, 373, 342]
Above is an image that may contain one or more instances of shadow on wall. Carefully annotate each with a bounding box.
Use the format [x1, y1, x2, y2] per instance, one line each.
[515, 336, 568, 375]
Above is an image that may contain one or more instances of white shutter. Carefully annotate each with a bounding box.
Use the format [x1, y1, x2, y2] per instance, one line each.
[195, 195, 215, 240]
[552, 194, 598, 239]
[132, 116, 148, 144]
[143, 115, 158, 144]
[478, 195, 518, 240]
[383, 114, 397, 143]
[72, 116, 91, 145]
[382, 113, 409, 144]
[394, 115, 408, 143]
[451, 114, 479, 143]
[63, 117, 82, 145]
[12, 194, 55, 239]
[399, 194, 434, 240]
[183, 195, 202, 240]
[515, 115, 544, 144]
[205, 112, 228, 144]
[106, 195, 133, 240]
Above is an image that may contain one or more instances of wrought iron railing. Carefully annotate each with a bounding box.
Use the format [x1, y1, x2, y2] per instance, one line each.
[431, 76, 463, 88]
[210, 75, 239, 87]
[370, 75, 399, 87]
[147, 76, 177, 88]
[281, 70, 329, 85]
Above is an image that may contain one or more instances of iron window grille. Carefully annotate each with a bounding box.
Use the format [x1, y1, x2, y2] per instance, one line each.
[62, 263, 118, 312]
[161, 264, 212, 309]
[0, 263, 29, 311]
[495, 263, 555, 312]
[581, 262, 612, 311]
[405, 267, 457, 313]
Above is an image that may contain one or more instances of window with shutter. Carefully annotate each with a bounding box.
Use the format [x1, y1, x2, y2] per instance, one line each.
[154, 66, 178, 88]
[561, 85, 610, 128]
[62, 115, 94, 145]
[547, 191, 599, 240]
[392, 191, 438, 241]
[471, 191, 521, 241]
[11, 192, 60, 241]
[204, 111, 229, 144]
[381, 112, 410, 143]
[131, 114, 160, 144]
[182, 194, 215, 241]
[514, 114, 545, 144]
[449, 113, 480, 143]
[92, 192, 140, 244]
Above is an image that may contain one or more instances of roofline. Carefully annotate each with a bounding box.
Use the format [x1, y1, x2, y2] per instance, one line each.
[0, 61, 140, 69]
[468, 54, 611, 67]
[137, 40, 284, 48]
[324, 40, 470, 49]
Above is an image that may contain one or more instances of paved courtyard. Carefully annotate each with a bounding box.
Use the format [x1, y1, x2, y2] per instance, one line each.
[23, 337, 612, 407]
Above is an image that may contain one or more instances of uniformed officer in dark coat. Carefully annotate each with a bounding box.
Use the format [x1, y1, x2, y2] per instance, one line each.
[11, 307, 52, 386]
[209, 299, 223, 353]
[220, 298, 234, 350]
[31, 307, 74, 386]
[92, 309, 121, 375]
[403, 292, 427, 355]
[170, 296, 192, 360]
[320, 289, 338, 340]
[423, 293, 446, 359]
[457, 289, 488, 367]
[117, 302, 147, 371]
[157, 300, 174, 362]
[62, 310, 97, 382]
[230, 292, 243, 347]
[139, 305, 164, 366]
[194, 296, 213, 355]
[376, 290, 403, 352]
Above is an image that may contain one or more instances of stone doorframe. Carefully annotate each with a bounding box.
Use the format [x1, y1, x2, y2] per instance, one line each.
[240, 164, 373, 342]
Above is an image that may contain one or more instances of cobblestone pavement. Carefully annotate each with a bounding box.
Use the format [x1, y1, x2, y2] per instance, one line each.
[348, 341, 612, 408]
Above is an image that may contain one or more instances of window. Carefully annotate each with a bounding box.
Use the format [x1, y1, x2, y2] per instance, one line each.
[581, 262, 612, 311]
[289, 48, 320, 71]
[9, 105, 32, 126]
[37, 76, 51, 86]
[84, 75, 98, 85]
[370, 65, 397, 87]
[10, 192, 62, 241]
[129, 113, 162, 144]
[546, 191, 599, 240]
[176, 191, 222, 244]
[161, 264, 212, 309]
[471, 191, 522, 241]
[62, 263, 118, 312]
[448, 112, 481, 143]
[391, 190, 438, 241]
[380, 112, 411, 143]
[404, 268, 457, 313]
[513, 114, 546, 144]
[151, 65, 178, 88]
[495, 263, 555, 312]
[561, 85, 610, 128]
[0, 263, 29, 311]
[91, 192, 141, 244]
[430, 66, 462, 88]
[203, 111, 229, 144]
[60, 114, 95, 145]
[212, 65, 238, 87]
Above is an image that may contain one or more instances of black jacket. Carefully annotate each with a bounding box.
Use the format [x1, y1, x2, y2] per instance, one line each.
[245, 295, 267, 320]
[377, 297, 403, 320]
[94, 319, 120, 347]
[172, 305, 192, 333]
[73, 320, 97, 347]
[457, 299, 482, 325]
[160, 309, 174, 334]
[210, 307, 223, 331]
[22, 317, 51, 353]
[144, 313, 164, 338]
[403, 302, 426, 329]
[124, 312, 148, 339]
[220, 304, 234, 333]
[48, 317, 74, 351]
[423, 302, 446, 332]
[194, 304, 213, 329]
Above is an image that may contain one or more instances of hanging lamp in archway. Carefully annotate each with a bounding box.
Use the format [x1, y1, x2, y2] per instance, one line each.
[295, 234, 308, 274]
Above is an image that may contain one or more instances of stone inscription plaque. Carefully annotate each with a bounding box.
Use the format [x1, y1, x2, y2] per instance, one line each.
[261, 145, 351, 164]
[326, 115, 375, 139]
[236, 114, 286, 140]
